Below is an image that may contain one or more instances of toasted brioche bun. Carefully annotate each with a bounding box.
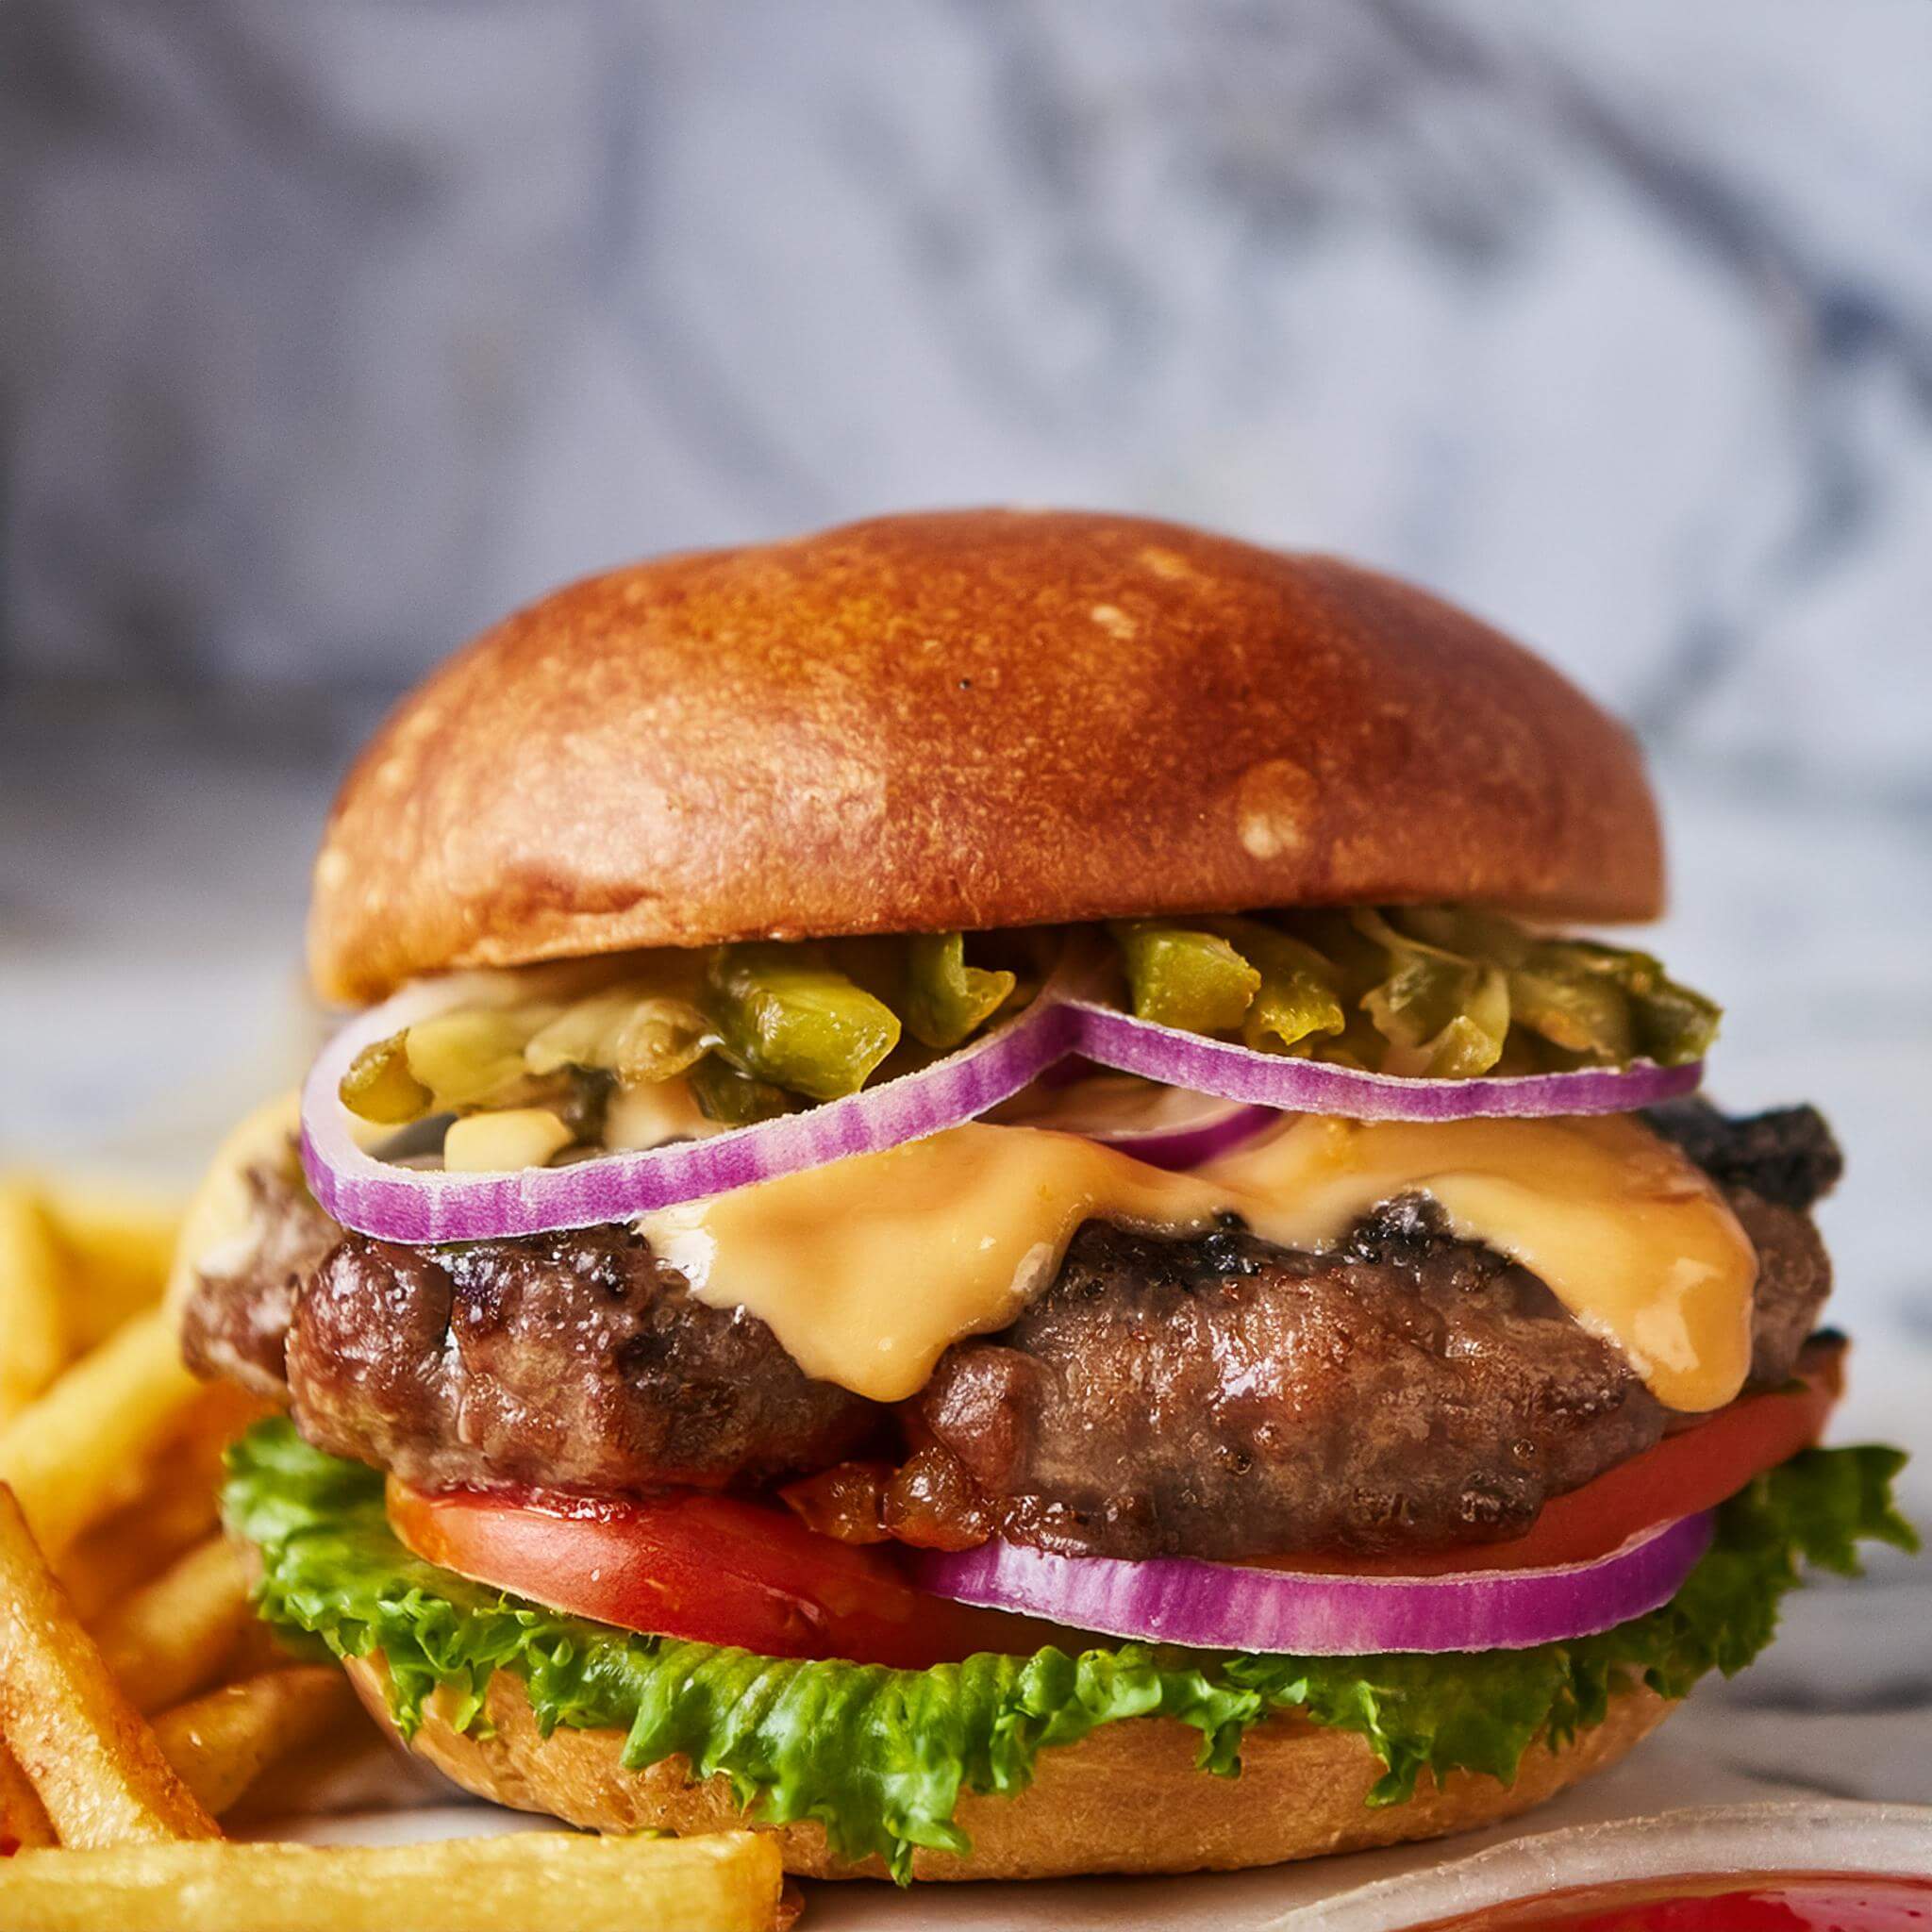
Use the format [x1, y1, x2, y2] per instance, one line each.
[309, 509, 1661, 1002]
[344, 1657, 1673, 1882]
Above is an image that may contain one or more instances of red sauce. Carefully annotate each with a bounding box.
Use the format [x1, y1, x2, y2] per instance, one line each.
[1408, 1873, 1932, 1932]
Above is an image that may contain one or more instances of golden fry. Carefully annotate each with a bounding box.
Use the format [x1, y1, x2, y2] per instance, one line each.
[0, 1743, 56, 1853]
[0, 1830, 784, 1932]
[0, 1184, 70, 1427]
[37, 1180, 181, 1355]
[152, 1668, 360, 1819]
[0, 1485, 218, 1846]
[58, 1469, 221, 1626]
[57, 1374, 271, 1620]
[94, 1538, 253, 1716]
[169, 1378, 276, 1471]
[215, 1614, 295, 1683]
[0, 1308, 202, 1556]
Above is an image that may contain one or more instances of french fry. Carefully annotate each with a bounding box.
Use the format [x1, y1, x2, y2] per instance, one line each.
[217, 1612, 299, 1683]
[0, 1485, 219, 1846]
[0, 1830, 784, 1931]
[151, 1668, 362, 1818]
[37, 1180, 181, 1355]
[57, 1375, 271, 1621]
[0, 1743, 56, 1853]
[58, 1464, 222, 1626]
[93, 1538, 253, 1715]
[169, 1377, 277, 1473]
[0, 1184, 70, 1426]
[0, 1308, 202, 1557]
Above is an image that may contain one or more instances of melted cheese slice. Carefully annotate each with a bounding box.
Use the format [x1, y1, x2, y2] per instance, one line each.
[1210, 1115, 1757, 1413]
[647, 1110, 1757, 1412]
[643, 1127, 1233, 1402]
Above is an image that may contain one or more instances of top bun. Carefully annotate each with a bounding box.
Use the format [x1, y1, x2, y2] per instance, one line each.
[308, 509, 1663, 1004]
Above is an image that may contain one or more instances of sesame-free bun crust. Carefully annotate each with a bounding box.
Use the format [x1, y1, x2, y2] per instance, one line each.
[344, 1657, 1673, 1882]
[310, 510, 1663, 1003]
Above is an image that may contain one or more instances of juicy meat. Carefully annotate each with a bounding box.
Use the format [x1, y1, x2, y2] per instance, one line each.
[180, 1166, 340, 1401]
[917, 1207, 1643, 1561]
[911, 1174, 1828, 1562]
[1732, 1191, 1833, 1389]
[182, 1104, 1837, 1559]
[912, 1105, 1840, 1559]
[283, 1224, 878, 1493]
[1644, 1101, 1842, 1214]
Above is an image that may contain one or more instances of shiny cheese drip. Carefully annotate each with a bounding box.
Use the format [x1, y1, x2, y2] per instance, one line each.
[1210, 1114, 1757, 1414]
[642, 1126, 1233, 1402]
[646, 1110, 1757, 1413]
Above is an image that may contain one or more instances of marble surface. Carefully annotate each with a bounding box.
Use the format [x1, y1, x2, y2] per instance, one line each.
[2, 0, 1928, 1907]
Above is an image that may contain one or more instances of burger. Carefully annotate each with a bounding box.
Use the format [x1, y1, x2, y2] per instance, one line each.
[169, 510, 1909, 1882]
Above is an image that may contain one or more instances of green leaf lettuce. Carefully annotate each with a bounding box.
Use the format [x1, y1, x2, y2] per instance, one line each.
[225, 1422, 1911, 1882]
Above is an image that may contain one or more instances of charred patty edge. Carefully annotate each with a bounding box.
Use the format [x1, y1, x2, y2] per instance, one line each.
[179, 1103, 1840, 1562]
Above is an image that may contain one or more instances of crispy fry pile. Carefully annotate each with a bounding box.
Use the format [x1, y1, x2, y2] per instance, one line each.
[0, 1173, 786, 1930]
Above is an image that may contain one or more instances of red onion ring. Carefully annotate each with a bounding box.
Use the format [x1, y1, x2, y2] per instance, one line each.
[913, 1511, 1715, 1656]
[301, 956, 1707, 1244]
[1068, 1000, 1704, 1122]
[1091, 1101, 1277, 1170]
[301, 965, 1084, 1243]
[1002, 1076, 1279, 1171]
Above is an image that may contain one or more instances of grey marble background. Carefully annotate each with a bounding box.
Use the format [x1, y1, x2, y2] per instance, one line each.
[2, 0, 1928, 1838]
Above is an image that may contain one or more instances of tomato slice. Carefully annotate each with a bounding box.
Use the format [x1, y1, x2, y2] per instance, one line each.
[391, 1345, 1843, 1659]
[387, 1478, 1059, 1667]
[1262, 1342, 1844, 1578]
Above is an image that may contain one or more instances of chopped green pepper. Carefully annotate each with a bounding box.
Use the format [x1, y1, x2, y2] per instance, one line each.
[1202, 918, 1347, 1055]
[1398, 908, 1638, 1064]
[704, 945, 902, 1101]
[688, 1054, 799, 1125]
[403, 1009, 545, 1113]
[1111, 923, 1261, 1035]
[1630, 980, 1723, 1065]
[344, 899, 1721, 1141]
[338, 1032, 432, 1124]
[901, 934, 1018, 1051]
[1555, 941, 1722, 1065]
[525, 988, 714, 1085]
[1352, 908, 1510, 1077]
[1504, 951, 1636, 1063]
[1390, 905, 1532, 970]
[1385, 908, 1719, 1066]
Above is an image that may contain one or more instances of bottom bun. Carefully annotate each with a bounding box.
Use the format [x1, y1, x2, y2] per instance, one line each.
[345, 1657, 1674, 1881]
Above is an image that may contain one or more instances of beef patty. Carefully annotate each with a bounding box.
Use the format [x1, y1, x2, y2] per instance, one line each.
[181, 1103, 1839, 1560]
[185, 1183, 877, 1493]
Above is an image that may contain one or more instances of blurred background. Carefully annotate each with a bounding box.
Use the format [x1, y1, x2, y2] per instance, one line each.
[3, 2, 1929, 1473]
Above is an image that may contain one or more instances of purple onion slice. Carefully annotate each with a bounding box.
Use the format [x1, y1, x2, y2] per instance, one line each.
[998, 1075, 1279, 1171]
[913, 1511, 1716, 1656]
[1066, 1000, 1704, 1123]
[302, 964, 1083, 1243]
[301, 956, 1706, 1246]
